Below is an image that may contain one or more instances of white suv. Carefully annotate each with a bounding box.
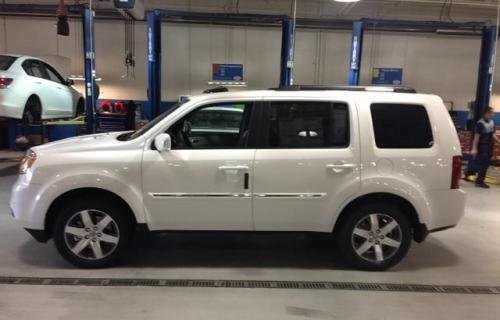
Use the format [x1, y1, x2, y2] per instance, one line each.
[10, 86, 466, 270]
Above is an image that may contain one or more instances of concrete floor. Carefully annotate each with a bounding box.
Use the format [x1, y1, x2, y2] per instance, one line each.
[0, 161, 499, 319]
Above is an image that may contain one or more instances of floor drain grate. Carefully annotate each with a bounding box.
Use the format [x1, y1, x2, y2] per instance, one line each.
[0, 276, 497, 295]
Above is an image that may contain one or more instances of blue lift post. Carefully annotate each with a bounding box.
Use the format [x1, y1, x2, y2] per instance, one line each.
[347, 19, 498, 128]
[348, 21, 364, 86]
[280, 16, 296, 87]
[83, 7, 97, 133]
[146, 10, 292, 118]
[147, 10, 162, 120]
[474, 26, 497, 123]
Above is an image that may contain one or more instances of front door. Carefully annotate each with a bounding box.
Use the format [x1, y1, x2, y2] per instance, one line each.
[142, 101, 256, 230]
[23, 60, 58, 117]
[252, 99, 360, 232]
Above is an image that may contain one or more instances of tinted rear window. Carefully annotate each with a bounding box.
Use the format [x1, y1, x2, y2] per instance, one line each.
[371, 103, 434, 149]
[0, 55, 17, 70]
[265, 101, 350, 148]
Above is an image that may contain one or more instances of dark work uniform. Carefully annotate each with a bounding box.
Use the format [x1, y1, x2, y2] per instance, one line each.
[466, 118, 495, 184]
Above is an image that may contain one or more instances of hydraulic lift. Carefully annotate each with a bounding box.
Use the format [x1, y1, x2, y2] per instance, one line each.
[146, 9, 296, 118]
[347, 18, 497, 123]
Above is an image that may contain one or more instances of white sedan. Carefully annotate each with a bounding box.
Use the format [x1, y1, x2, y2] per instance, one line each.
[0, 54, 84, 123]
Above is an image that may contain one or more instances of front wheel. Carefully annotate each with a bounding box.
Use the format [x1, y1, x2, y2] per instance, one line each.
[336, 203, 412, 271]
[53, 197, 134, 268]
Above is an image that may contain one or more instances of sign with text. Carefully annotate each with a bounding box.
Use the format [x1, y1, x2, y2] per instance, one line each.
[372, 68, 403, 85]
[212, 64, 244, 81]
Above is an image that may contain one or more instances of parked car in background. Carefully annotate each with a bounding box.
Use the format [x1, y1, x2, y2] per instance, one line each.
[10, 86, 466, 270]
[0, 54, 84, 123]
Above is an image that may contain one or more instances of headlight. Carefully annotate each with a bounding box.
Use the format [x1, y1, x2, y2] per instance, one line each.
[19, 149, 37, 175]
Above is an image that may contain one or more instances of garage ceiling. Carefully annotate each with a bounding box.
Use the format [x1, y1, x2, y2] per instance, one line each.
[0, 0, 498, 22]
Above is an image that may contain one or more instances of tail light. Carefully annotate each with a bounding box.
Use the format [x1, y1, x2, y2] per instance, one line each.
[0, 77, 13, 88]
[451, 155, 462, 189]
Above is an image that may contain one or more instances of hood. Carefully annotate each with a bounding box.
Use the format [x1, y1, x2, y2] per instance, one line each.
[32, 131, 133, 154]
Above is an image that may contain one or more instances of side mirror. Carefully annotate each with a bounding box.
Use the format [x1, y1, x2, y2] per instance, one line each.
[154, 133, 171, 152]
[66, 78, 74, 86]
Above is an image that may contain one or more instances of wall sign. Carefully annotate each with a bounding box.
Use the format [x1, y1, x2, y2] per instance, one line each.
[212, 64, 244, 81]
[372, 68, 403, 85]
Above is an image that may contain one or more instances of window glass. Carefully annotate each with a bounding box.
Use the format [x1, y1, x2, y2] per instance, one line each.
[168, 102, 252, 149]
[0, 55, 17, 70]
[371, 103, 434, 149]
[125, 103, 183, 141]
[23, 60, 45, 78]
[266, 101, 349, 148]
[44, 63, 64, 84]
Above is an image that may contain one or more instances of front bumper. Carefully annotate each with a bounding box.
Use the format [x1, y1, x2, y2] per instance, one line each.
[10, 176, 48, 231]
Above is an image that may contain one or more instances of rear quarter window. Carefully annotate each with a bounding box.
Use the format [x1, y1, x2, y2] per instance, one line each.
[370, 103, 434, 149]
[0, 55, 17, 70]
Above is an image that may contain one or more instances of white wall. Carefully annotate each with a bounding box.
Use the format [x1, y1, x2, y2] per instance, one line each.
[0, 15, 499, 111]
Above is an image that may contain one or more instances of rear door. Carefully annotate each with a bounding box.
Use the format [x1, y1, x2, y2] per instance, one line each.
[252, 98, 361, 232]
[41, 62, 73, 117]
[22, 59, 57, 116]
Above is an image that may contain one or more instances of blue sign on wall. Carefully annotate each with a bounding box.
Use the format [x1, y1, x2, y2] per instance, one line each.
[372, 68, 403, 85]
[212, 64, 244, 81]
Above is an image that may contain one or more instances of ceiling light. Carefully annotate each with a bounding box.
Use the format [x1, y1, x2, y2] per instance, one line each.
[334, 0, 361, 2]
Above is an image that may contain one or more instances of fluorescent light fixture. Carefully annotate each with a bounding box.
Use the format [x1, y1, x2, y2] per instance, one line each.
[334, 0, 361, 2]
[69, 75, 102, 82]
[436, 29, 481, 35]
[207, 81, 248, 87]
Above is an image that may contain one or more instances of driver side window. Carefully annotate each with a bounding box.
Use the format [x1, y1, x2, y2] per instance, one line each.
[167, 102, 253, 149]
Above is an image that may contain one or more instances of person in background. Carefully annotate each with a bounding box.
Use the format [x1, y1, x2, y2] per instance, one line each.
[464, 107, 500, 188]
[125, 100, 138, 131]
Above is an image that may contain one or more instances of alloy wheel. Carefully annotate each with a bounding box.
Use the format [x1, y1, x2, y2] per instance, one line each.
[63, 209, 120, 260]
[351, 213, 402, 263]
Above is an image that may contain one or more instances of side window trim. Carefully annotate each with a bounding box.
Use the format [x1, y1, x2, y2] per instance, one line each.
[257, 100, 351, 149]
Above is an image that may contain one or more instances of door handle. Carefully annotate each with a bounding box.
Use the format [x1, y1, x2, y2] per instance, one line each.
[35, 81, 42, 84]
[218, 165, 249, 171]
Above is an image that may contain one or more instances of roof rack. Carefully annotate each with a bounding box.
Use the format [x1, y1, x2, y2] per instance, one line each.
[203, 86, 229, 94]
[272, 85, 417, 93]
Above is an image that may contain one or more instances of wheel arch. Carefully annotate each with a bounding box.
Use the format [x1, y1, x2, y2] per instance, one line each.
[332, 192, 426, 242]
[44, 187, 138, 240]
[76, 97, 85, 116]
[25, 94, 42, 119]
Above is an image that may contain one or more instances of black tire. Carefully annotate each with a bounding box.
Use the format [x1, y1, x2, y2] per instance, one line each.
[53, 196, 134, 268]
[336, 203, 412, 271]
[75, 99, 85, 117]
[22, 97, 41, 125]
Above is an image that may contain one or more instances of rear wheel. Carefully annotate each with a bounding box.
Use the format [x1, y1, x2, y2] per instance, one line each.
[75, 99, 85, 117]
[53, 197, 134, 268]
[336, 203, 412, 271]
[22, 96, 41, 125]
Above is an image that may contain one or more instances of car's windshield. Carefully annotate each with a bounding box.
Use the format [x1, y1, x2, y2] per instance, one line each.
[120, 103, 183, 141]
[0, 55, 17, 70]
